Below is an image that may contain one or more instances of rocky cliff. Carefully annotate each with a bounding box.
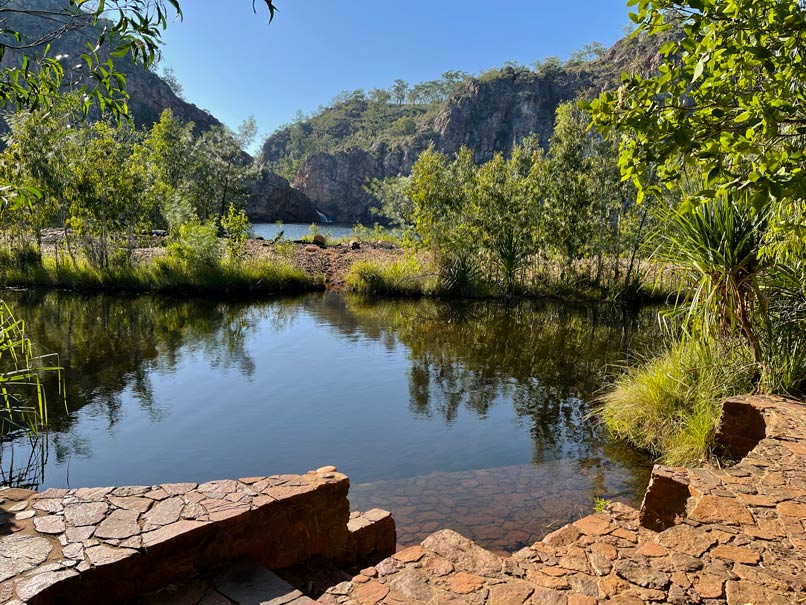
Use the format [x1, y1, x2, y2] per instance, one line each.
[246, 169, 319, 224]
[260, 30, 669, 223]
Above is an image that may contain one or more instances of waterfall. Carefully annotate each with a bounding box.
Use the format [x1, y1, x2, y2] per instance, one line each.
[315, 209, 333, 223]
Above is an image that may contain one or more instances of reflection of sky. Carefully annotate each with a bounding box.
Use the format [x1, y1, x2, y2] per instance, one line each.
[2, 293, 653, 501]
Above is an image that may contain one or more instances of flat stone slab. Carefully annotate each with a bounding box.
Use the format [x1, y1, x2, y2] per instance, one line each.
[321, 395, 806, 604]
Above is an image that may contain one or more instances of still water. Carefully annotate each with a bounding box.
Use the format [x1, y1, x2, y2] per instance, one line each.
[0, 290, 658, 552]
[252, 223, 358, 241]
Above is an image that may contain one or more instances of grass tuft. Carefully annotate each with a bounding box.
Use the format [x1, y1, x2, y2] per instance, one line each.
[598, 339, 756, 466]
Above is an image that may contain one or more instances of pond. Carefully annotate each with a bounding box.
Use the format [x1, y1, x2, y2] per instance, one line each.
[0, 290, 659, 553]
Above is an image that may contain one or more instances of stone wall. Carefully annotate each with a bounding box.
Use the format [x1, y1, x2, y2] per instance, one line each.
[0, 467, 395, 605]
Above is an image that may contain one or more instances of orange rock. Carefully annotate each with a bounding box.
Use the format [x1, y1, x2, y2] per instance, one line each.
[487, 580, 534, 604]
[689, 495, 754, 525]
[568, 596, 597, 605]
[710, 544, 761, 565]
[636, 542, 668, 557]
[589, 541, 618, 560]
[393, 545, 425, 563]
[446, 572, 485, 594]
[540, 566, 568, 577]
[355, 580, 390, 605]
[422, 556, 454, 577]
[573, 515, 614, 536]
[694, 573, 724, 599]
[526, 570, 569, 590]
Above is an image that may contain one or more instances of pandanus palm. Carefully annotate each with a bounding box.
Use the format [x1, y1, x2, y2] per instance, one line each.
[658, 196, 772, 365]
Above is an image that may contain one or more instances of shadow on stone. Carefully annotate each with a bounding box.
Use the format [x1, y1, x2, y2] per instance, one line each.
[713, 397, 767, 462]
[639, 470, 691, 531]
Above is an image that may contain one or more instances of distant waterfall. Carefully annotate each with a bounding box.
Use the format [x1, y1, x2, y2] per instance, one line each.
[315, 209, 333, 223]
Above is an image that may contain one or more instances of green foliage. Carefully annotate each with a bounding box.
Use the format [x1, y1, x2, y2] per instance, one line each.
[346, 259, 430, 297]
[0, 301, 61, 435]
[474, 137, 545, 294]
[593, 497, 611, 513]
[166, 217, 222, 267]
[0, 252, 321, 298]
[657, 196, 772, 363]
[367, 176, 414, 228]
[589, 2, 806, 465]
[400, 105, 649, 298]
[221, 203, 251, 262]
[587, 0, 806, 260]
[600, 339, 756, 465]
[1, 103, 259, 277]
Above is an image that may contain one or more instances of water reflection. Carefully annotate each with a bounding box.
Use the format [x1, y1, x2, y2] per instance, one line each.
[0, 290, 659, 551]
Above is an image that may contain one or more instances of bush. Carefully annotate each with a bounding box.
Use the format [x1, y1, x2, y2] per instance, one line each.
[166, 218, 222, 267]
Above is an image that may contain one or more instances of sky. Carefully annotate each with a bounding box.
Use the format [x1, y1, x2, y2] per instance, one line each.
[159, 1, 633, 144]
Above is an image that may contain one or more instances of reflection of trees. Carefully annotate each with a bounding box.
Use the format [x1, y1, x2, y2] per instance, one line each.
[337, 297, 662, 466]
[0, 289, 659, 491]
[0, 290, 304, 479]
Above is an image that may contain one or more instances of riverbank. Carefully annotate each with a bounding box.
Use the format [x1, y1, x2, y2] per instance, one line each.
[5, 235, 673, 303]
[248, 239, 676, 304]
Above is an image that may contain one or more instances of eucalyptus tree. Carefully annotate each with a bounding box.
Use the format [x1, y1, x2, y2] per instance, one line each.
[474, 137, 546, 294]
[545, 103, 596, 275]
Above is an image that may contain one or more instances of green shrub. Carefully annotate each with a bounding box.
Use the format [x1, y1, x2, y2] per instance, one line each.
[166, 217, 222, 267]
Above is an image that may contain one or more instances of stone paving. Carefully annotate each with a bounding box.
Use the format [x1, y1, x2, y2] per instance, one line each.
[0, 466, 395, 605]
[320, 396, 806, 605]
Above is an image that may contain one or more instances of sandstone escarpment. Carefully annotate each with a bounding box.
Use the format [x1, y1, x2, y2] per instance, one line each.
[261, 29, 672, 224]
[247, 169, 320, 224]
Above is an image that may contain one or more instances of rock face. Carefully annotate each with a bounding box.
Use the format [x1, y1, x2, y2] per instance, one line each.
[433, 67, 596, 162]
[294, 150, 384, 224]
[287, 69, 594, 222]
[247, 169, 319, 224]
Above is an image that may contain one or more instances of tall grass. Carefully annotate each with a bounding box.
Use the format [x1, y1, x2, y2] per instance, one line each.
[0, 254, 323, 297]
[345, 256, 669, 302]
[599, 339, 756, 466]
[345, 259, 431, 297]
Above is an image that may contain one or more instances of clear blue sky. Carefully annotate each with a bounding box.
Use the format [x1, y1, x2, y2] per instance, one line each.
[160, 1, 633, 143]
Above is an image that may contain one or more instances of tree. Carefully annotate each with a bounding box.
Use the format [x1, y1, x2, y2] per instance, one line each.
[184, 122, 256, 225]
[160, 66, 185, 100]
[545, 103, 596, 274]
[474, 137, 545, 294]
[586, 0, 806, 260]
[391, 79, 409, 105]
